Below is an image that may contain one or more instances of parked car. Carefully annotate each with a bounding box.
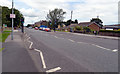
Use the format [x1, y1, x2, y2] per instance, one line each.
[35, 27, 38, 30]
[45, 28, 51, 32]
[39, 25, 47, 31]
[28, 27, 32, 29]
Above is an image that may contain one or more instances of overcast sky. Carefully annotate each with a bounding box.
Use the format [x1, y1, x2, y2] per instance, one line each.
[0, 0, 119, 26]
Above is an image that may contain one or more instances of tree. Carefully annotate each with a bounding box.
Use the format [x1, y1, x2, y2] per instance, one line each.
[2, 6, 24, 27]
[47, 8, 66, 29]
[90, 18, 103, 27]
[74, 19, 78, 24]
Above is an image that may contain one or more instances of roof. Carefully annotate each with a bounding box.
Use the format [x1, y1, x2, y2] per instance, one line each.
[78, 22, 91, 27]
[78, 22, 101, 27]
[103, 25, 120, 29]
[66, 24, 78, 28]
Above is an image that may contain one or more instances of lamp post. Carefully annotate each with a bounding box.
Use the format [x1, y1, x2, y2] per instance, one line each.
[11, 0, 14, 40]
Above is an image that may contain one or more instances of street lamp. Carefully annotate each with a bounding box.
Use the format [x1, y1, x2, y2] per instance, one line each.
[11, 0, 14, 40]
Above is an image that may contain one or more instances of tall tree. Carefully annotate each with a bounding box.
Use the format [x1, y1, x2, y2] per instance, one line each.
[2, 6, 23, 27]
[90, 18, 103, 27]
[47, 8, 66, 28]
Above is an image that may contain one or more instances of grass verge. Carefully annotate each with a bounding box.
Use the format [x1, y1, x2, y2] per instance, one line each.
[0, 30, 11, 42]
[0, 48, 4, 52]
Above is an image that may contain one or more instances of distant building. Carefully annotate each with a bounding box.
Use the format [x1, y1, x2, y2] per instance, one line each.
[102, 24, 120, 30]
[78, 22, 101, 31]
[34, 20, 47, 27]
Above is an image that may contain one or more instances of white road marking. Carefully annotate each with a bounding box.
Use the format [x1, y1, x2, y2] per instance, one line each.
[68, 39, 75, 42]
[29, 41, 33, 49]
[34, 49, 47, 69]
[46, 67, 61, 73]
[112, 49, 118, 52]
[77, 42, 89, 44]
[54, 36, 58, 38]
[27, 37, 30, 41]
[92, 44, 110, 51]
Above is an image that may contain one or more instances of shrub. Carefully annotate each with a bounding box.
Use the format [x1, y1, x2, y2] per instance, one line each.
[83, 27, 91, 32]
[99, 29, 120, 33]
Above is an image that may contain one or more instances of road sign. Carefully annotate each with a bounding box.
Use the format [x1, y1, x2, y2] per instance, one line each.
[10, 14, 15, 18]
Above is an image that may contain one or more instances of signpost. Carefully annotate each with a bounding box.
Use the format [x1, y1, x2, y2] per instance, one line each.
[10, 0, 14, 40]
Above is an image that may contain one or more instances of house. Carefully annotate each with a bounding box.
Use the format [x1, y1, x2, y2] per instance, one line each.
[78, 22, 101, 31]
[34, 20, 47, 27]
[102, 24, 120, 30]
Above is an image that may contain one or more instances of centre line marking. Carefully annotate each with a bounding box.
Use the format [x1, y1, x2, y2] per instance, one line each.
[54, 36, 58, 38]
[92, 44, 110, 50]
[68, 39, 75, 42]
[112, 49, 118, 52]
[46, 67, 61, 73]
[34, 49, 47, 69]
[77, 42, 89, 44]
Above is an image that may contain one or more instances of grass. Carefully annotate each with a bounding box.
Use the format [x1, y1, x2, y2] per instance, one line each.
[0, 48, 4, 52]
[0, 30, 11, 42]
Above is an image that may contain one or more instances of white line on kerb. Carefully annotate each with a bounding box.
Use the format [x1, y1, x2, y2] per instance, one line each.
[46, 67, 61, 73]
[68, 39, 75, 42]
[34, 49, 47, 69]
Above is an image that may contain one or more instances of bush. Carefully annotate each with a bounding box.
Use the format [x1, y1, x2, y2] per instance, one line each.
[83, 27, 91, 32]
[74, 26, 82, 31]
[99, 29, 120, 33]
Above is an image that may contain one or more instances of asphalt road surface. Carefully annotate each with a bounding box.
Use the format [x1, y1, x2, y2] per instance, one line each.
[25, 28, 118, 72]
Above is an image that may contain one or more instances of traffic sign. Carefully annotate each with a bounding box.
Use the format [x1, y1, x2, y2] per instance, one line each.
[10, 14, 15, 18]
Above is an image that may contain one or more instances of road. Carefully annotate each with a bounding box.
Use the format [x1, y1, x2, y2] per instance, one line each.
[25, 28, 118, 72]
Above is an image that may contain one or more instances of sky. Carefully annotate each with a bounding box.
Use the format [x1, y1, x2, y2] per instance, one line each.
[0, 0, 119, 26]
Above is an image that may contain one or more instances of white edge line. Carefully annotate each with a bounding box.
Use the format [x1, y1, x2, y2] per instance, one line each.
[34, 49, 47, 69]
[46, 67, 61, 73]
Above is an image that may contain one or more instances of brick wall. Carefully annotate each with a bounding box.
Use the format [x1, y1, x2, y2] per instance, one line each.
[88, 23, 100, 31]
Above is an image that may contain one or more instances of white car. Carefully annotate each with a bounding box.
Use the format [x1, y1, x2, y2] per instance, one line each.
[42, 27, 46, 31]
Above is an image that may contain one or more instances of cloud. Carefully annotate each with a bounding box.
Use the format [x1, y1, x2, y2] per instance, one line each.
[0, 0, 119, 25]
[0, 0, 11, 8]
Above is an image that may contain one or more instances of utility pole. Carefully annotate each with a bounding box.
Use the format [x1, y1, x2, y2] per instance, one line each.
[71, 10, 73, 20]
[11, 0, 14, 40]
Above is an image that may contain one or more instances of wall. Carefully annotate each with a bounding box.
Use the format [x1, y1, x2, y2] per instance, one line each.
[88, 23, 100, 31]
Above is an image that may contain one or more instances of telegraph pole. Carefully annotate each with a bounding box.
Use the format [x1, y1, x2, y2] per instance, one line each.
[11, 0, 14, 40]
[71, 10, 73, 20]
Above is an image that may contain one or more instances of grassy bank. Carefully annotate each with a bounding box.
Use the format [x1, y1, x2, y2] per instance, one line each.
[0, 30, 11, 42]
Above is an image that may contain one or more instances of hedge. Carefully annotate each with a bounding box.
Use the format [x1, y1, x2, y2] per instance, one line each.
[99, 29, 120, 33]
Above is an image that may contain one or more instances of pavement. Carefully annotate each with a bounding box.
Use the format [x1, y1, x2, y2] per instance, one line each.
[25, 28, 118, 72]
[2, 30, 38, 72]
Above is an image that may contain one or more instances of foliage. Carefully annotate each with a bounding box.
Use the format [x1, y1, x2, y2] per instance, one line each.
[2, 6, 24, 27]
[47, 8, 66, 28]
[74, 26, 81, 31]
[99, 29, 120, 33]
[83, 27, 91, 32]
[90, 18, 103, 27]
[64, 19, 78, 26]
[0, 30, 10, 42]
